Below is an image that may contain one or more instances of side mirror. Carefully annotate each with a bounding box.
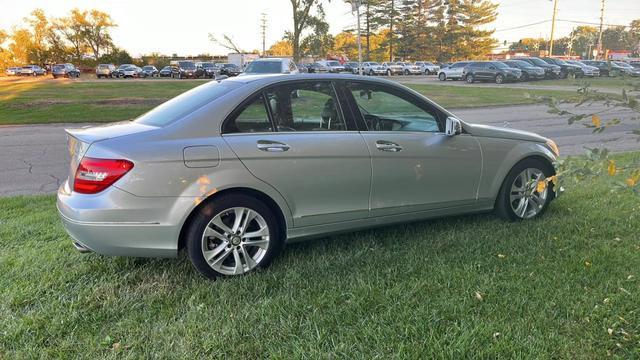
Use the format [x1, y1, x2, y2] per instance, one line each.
[445, 117, 462, 136]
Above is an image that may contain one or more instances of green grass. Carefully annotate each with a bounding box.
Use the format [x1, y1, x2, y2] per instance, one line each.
[0, 79, 580, 125]
[534, 76, 640, 90]
[1, 153, 639, 358]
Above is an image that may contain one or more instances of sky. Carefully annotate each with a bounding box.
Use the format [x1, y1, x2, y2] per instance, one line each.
[1, 0, 639, 57]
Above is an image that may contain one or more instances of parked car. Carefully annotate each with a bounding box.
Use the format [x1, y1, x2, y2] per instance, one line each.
[57, 74, 559, 279]
[324, 60, 346, 73]
[579, 60, 610, 76]
[362, 62, 386, 76]
[218, 63, 242, 77]
[414, 61, 440, 75]
[437, 61, 470, 81]
[629, 61, 640, 69]
[115, 64, 140, 78]
[52, 63, 80, 78]
[194, 62, 219, 78]
[140, 65, 159, 78]
[95, 64, 116, 78]
[513, 57, 561, 79]
[6, 66, 22, 76]
[308, 62, 329, 73]
[344, 62, 360, 73]
[397, 62, 422, 75]
[20, 65, 46, 76]
[564, 60, 600, 77]
[171, 61, 198, 79]
[381, 62, 404, 76]
[159, 66, 173, 77]
[612, 61, 640, 77]
[501, 60, 545, 81]
[541, 57, 583, 78]
[242, 58, 298, 75]
[463, 61, 522, 84]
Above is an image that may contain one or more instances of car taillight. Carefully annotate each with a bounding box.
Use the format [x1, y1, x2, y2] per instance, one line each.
[74, 157, 134, 194]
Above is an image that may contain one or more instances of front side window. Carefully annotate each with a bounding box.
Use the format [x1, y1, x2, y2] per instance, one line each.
[348, 83, 440, 133]
[223, 95, 273, 133]
[265, 82, 346, 132]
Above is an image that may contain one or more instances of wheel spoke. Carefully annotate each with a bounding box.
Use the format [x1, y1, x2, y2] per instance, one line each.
[203, 242, 229, 263]
[239, 210, 256, 236]
[243, 226, 269, 240]
[240, 246, 257, 269]
[244, 238, 270, 250]
[514, 197, 528, 218]
[529, 193, 544, 209]
[204, 225, 226, 241]
[212, 216, 233, 235]
[210, 247, 233, 270]
[231, 208, 246, 234]
[232, 248, 244, 275]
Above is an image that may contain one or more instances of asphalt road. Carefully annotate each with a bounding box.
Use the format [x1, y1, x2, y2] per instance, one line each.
[0, 103, 637, 196]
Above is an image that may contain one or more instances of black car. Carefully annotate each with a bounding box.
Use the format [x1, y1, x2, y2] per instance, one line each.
[171, 61, 198, 79]
[513, 57, 561, 79]
[463, 61, 522, 84]
[501, 60, 546, 81]
[195, 62, 218, 79]
[159, 66, 172, 77]
[344, 62, 360, 73]
[52, 63, 80, 78]
[218, 63, 242, 77]
[541, 57, 583, 78]
[140, 65, 159, 78]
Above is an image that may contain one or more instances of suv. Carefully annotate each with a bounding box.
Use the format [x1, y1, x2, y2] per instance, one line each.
[501, 60, 545, 81]
[317, 60, 345, 73]
[171, 61, 198, 79]
[140, 65, 159, 78]
[414, 61, 439, 75]
[195, 62, 219, 78]
[612, 61, 640, 77]
[52, 63, 80, 78]
[243, 58, 298, 75]
[437, 61, 470, 81]
[362, 62, 386, 76]
[21, 65, 46, 76]
[463, 61, 522, 84]
[565, 60, 600, 77]
[397, 62, 422, 75]
[514, 57, 561, 78]
[541, 57, 583, 78]
[96, 64, 116, 78]
[381, 62, 404, 76]
[218, 63, 242, 77]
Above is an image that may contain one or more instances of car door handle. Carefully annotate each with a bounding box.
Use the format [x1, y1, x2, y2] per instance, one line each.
[257, 140, 290, 152]
[375, 140, 403, 152]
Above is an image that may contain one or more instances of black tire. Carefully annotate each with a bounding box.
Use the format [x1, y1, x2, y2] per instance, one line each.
[438, 73, 446, 81]
[521, 73, 529, 82]
[495, 158, 555, 221]
[404, 69, 409, 75]
[386, 69, 392, 76]
[495, 74, 504, 84]
[368, 69, 374, 76]
[186, 194, 284, 279]
[466, 74, 474, 83]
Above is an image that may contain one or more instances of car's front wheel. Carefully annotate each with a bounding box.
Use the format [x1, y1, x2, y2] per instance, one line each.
[186, 194, 284, 279]
[496, 158, 554, 221]
[466, 74, 474, 83]
[495, 74, 504, 84]
[438, 73, 446, 81]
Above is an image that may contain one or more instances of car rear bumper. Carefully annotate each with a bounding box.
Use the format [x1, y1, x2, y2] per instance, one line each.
[56, 181, 194, 258]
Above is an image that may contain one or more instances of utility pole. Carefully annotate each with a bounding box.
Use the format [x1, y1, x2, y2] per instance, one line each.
[260, 13, 267, 57]
[596, 0, 605, 60]
[548, 0, 558, 56]
[352, 0, 362, 75]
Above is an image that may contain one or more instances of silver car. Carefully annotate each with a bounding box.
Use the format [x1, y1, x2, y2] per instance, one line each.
[438, 61, 470, 81]
[58, 74, 559, 279]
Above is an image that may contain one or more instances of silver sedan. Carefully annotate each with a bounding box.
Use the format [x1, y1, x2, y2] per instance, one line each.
[57, 74, 560, 278]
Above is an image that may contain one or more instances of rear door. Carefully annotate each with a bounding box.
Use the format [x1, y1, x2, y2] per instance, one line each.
[222, 80, 371, 227]
[344, 81, 482, 217]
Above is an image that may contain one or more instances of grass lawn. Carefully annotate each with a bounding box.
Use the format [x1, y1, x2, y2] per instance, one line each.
[534, 76, 640, 90]
[1, 153, 639, 358]
[0, 77, 580, 125]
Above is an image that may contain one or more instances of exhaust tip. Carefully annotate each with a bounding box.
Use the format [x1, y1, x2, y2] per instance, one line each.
[72, 241, 93, 254]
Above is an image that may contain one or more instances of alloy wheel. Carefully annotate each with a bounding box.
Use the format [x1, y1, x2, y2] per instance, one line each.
[201, 207, 270, 276]
[509, 168, 548, 219]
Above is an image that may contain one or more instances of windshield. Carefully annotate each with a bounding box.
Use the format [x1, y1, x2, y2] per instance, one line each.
[245, 61, 282, 73]
[143, 66, 154, 70]
[615, 62, 632, 68]
[135, 81, 242, 127]
[53, 65, 65, 70]
[369, 62, 379, 66]
[179, 62, 195, 69]
[161, 66, 171, 70]
[526, 58, 548, 66]
[553, 59, 567, 65]
[201, 63, 214, 68]
[98, 64, 110, 68]
[327, 61, 340, 66]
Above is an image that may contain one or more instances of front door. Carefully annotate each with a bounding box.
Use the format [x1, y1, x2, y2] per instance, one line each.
[345, 81, 482, 217]
[222, 80, 371, 227]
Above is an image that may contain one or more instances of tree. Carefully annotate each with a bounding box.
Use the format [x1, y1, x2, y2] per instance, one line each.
[602, 26, 633, 52]
[209, 33, 245, 53]
[55, 9, 88, 60]
[369, 0, 401, 61]
[509, 38, 545, 53]
[98, 48, 132, 65]
[300, 8, 333, 57]
[568, 26, 597, 58]
[81, 10, 116, 59]
[268, 39, 294, 56]
[440, 0, 497, 61]
[288, 0, 327, 61]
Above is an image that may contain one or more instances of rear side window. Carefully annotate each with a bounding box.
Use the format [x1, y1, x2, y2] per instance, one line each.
[223, 95, 273, 133]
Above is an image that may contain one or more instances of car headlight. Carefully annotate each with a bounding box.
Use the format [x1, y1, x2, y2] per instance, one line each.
[546, 139, 560, 157]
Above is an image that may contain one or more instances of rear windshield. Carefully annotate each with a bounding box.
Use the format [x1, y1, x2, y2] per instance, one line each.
[245, 61, 281, 73]
[179, 62, 196, 69]
[53, 65, 65, 70]
[135, 81, 241, 127]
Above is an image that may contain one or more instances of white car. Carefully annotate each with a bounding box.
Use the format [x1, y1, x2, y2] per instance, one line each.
[438, 61, 471, 81]
[381, 62, 404, 76]
[397, 62, 422, 75]
[362, 62, 386, 76]
[317, 60, 345, 73]
[415, 61, 440, 75]
[243, 58, 299, 75]
[6, 67, 22, 76]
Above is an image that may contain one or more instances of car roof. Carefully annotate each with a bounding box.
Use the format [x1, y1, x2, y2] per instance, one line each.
[223, 73, 408, 87]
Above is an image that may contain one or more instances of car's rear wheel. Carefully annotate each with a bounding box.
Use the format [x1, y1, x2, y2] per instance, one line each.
[466, 74, 474, 83]
[496, 158, 554, 221]
[495, 74, 504, 84]
[438, 73, 446, 81]
[186, 194, 284, 279]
